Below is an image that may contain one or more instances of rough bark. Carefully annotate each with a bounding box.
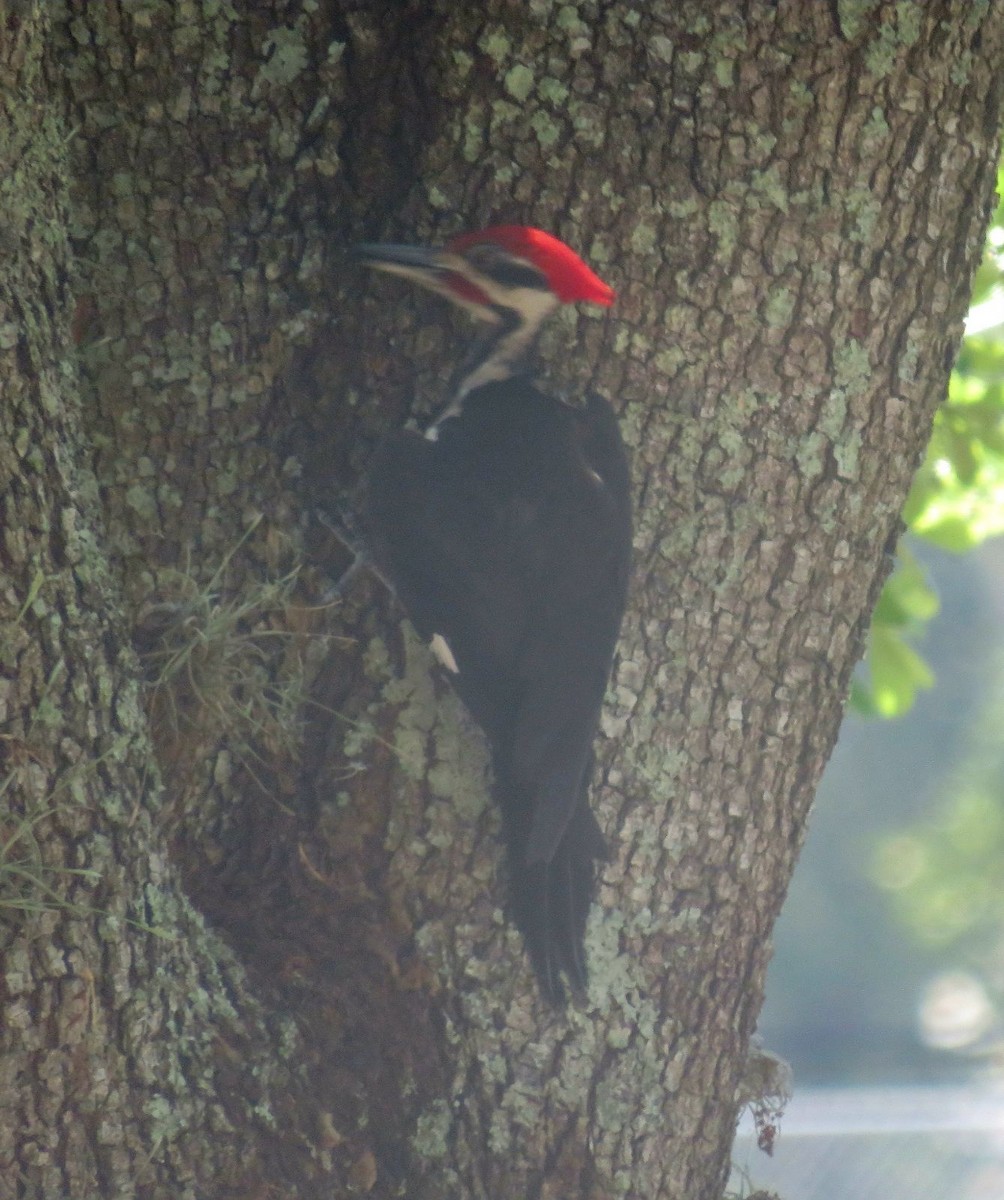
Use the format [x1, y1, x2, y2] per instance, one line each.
[0, 2, 1001, 1199]
[0, 7, 321, 1198]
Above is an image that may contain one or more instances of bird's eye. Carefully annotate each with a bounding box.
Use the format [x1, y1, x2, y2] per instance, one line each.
[465, 245, 548, 291]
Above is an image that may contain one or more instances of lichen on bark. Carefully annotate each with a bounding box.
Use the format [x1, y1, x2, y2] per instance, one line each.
[1, 2, 1002, 1199]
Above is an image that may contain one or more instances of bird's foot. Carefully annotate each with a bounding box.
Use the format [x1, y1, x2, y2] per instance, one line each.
[314, 503, 371, 600]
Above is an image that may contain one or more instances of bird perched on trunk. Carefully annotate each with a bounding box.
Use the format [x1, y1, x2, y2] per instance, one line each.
[354, 225, 632, 1003]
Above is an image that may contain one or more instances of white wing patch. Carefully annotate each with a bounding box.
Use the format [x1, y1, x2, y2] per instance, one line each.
[430, 633, 459, 673]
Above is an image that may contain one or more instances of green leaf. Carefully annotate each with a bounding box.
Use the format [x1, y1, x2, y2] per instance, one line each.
[859, 624, 935, 718]
[861, 164, 1004, 721]
[872, 551, 940, 627]
[871, 632, 934, 717]
[913, 512, 983, 552]
[848, 677, 879, 717]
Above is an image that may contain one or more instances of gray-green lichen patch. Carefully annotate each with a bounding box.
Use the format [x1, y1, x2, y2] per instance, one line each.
[832, 337, 872, 393]
[556, 5, 588, 35]
[504, 64, 535, 103]
[707, 198, 739, 257]
[749, 165, 789, 214]
[835, 0, 881, 40]
[897, 329, 921, 383]
[795, 429, 827, 480]
[530, 111, 561, 150]
[949, 53, 975, 88]
[427, 703, 490, 820]
[362, 634, 391, 684]
[125, 484, 159, 521]
[145, 1092, 189, 1147]
[411, 1097, 452, 1160]
[818, 389, 849, 445]
[479, 28, 512, 66]
[894, 2, 923, 46]
[427, 185, 452, 211]
[864, 1, 922, 77]
[256, 26, 309, 90]
[382, 638, 437, 781]
[458, 104, 487, 164]
[861, 105, 891, 148]
[629, 221, 657, 256]
[569, 98, 606, 149]
[764, 287, 795, 329]
[585, 905, 655, 1026]
[833, 428, 862, 479]
[489, 99, 521, 133]
[706, 19, 746, 87]
[845, 184, 881, 244]
[666, 196, 699, 220]
[538, 76, 569, 106]
[208, 322, 232, 351]
[652, 345, 690, 376]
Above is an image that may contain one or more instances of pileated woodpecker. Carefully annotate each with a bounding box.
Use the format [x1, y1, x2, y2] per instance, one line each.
[355, 225, 631, 1002]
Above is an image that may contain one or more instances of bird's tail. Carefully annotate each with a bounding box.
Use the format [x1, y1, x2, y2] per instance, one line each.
[505, 794, 608, 1004]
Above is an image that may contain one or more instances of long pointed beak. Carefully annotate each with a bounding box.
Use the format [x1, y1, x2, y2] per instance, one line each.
[352, 242, 453, 289]
[352, 242, 495, 316]
[353, 241, 445, 268]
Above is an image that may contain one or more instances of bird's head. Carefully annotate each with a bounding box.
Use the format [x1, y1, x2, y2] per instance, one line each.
[353, 225, 615, 332]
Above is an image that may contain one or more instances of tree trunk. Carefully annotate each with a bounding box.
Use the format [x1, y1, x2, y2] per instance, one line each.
[1, 2, 1001, 1198]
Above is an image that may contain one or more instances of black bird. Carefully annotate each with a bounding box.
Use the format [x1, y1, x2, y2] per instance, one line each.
[355, 225, 632, 1002]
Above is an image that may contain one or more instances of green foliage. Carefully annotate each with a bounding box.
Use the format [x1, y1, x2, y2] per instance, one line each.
[851, 548, 938, 716]
[868, 167, 1004, 1008]
[853, 169, 1004, 716]
[872, 787, 1004, 947]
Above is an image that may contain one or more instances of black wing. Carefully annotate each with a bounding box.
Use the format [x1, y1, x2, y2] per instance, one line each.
[363, 381, 631, 1000]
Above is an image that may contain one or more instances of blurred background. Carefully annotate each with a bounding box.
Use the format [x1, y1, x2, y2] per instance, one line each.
[733, 173, 1004, 1197]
